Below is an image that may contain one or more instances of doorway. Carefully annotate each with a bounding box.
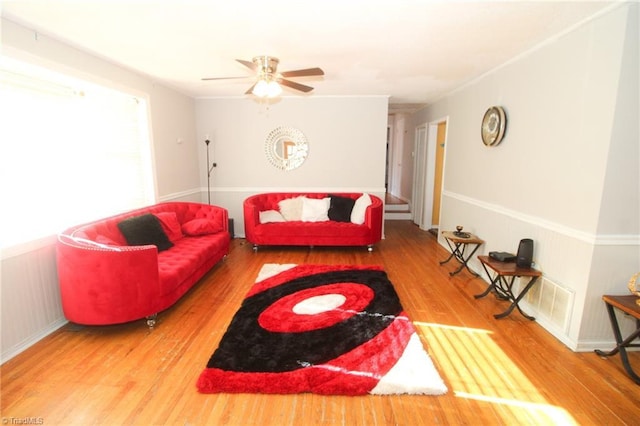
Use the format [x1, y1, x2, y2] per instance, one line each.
[430, 121, 446, 232]
[412, 119, 447, 231]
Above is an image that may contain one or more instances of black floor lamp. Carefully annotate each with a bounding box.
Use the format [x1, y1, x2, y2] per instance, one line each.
[205, 139, 216, 205]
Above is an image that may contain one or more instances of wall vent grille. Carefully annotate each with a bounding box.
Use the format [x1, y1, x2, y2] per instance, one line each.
[516, 276, 574, 333]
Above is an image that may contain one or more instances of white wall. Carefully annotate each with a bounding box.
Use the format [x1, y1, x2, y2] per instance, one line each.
[195, 96, 389, 235]
[412, 3, 639, 350]
[1, 18, 200, 362]
[1, 19, 201, 203]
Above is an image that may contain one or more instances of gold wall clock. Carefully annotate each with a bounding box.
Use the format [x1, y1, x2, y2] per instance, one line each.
[481, 106, 507, 146]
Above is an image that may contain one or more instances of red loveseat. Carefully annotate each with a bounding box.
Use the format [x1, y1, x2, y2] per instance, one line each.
[243, 192, 383, 251]
[56, 202, 230, 326]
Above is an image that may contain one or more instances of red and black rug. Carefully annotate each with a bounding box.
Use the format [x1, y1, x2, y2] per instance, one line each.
[196, 264, 447, 395]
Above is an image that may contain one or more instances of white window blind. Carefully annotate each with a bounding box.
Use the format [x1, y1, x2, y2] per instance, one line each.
[0, 56, 155, 250]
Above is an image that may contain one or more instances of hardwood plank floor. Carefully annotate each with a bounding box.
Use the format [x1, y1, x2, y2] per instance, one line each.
[2, 220, 639, 425]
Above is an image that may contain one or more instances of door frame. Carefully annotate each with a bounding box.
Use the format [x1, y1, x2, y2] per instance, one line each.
[412, 124, 427, 226]
[413, 117, 448, 230]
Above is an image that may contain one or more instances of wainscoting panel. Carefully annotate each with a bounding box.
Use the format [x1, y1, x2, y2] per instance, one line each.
[439, 190, 639, 351]
[1, 241, 67, 363]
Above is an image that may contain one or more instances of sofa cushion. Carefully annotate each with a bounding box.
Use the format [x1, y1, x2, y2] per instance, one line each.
[182, 218, 223, 236]
[351, 193, 372, 225]
[95, 234, 118, 245]
[260, 210, 286, 224]
[155, 211, 184, 242]
[278, 196, 305, 221]
[157, 232, 228, 295]
[253, 221, 371, 239]
[328, 194, 357, 222]
[117, 213, 174, 252]
[301, 197, 330, 222]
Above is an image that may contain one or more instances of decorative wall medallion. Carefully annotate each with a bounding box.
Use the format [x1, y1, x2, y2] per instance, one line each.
[628, 272, 640, 306]
[481, 106, 507, 146]
[265, 126, 309, 171]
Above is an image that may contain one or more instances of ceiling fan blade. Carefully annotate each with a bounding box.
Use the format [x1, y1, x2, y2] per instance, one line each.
[201, 76, 249, 81]
[245, 83, 256, 95]
[236, 59, 257, 71]
[280, 67, 324, 78]
[279, 79, 314, 93]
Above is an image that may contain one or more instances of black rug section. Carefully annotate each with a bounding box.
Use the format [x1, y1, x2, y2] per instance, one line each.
[206, 269, 402, 373]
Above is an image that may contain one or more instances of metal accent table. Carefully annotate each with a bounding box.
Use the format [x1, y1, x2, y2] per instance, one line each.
[440, 231, 484, 276]
[475, 255, 542, 320]
[594, 295, 640, 384]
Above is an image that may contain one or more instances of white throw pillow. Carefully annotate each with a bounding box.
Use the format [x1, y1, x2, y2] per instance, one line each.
[301, 197, 331, 222]
[278, 196, 305, 221]
[259, 210, 286, 224]
[350, 193, 372, 225]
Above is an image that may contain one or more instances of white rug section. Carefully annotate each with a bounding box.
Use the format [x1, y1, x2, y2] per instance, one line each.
[370, 332, 448, 395]
[293, 294, 347, 315]
[256, 263, 297, 282]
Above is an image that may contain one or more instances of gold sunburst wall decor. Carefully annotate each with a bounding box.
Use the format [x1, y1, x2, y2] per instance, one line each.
[628, 272, 640, 306]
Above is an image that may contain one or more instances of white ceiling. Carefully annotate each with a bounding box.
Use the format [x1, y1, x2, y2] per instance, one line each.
[1, 1, 617, 108]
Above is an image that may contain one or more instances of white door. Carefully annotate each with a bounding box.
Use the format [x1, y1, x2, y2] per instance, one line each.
[412, 125, 428, 226]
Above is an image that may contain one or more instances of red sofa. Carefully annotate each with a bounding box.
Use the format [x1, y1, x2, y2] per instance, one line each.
[243, 192, 383, 251]
[56, 202, 230, 326]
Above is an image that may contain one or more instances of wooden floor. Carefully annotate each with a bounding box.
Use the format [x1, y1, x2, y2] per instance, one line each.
[2, 221, 639, 425]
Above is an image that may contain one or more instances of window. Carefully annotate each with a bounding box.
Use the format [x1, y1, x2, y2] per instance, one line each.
[0, 56, 155, 250]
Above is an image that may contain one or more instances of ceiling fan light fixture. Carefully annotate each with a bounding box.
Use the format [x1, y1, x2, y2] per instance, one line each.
[253, 78, 282, 98]
[203, 55, 322, 96]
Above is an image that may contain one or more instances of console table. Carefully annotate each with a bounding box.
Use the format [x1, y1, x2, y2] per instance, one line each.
[440, 231, 484, 276]
[475, 255, 542, 320]
[594, 295, 640, 384]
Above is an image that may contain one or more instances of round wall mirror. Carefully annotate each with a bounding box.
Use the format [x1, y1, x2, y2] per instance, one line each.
[264, 126, 309, 171]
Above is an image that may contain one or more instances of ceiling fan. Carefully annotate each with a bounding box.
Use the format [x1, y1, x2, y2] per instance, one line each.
[202, 56, 324, 97]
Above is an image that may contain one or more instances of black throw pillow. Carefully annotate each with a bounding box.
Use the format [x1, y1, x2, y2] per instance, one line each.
[328, 194, 356, 222]
[117, 213, 174, 252]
